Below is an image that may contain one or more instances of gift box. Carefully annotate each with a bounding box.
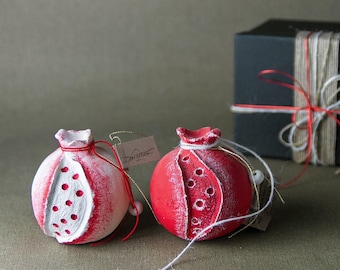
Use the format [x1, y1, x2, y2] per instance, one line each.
[232, 19, 340, 165]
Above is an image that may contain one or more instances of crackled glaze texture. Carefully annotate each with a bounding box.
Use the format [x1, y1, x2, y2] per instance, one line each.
[31, 129, 129, 244]
[150, 127, 253, 241]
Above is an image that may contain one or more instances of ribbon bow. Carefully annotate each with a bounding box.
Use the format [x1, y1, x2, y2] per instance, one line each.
[231, 70, 340, 187]
[259, 70, 340, 164]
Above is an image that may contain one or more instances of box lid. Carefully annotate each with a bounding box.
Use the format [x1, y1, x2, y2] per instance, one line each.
[238, 19, 340, 37]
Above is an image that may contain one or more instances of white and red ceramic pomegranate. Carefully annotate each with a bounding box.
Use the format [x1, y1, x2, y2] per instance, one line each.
[31, 129, 131, 244]
[150, 127, 253, 241]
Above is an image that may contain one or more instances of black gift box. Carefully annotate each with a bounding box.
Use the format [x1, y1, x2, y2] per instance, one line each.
[233, 19, 340, 163]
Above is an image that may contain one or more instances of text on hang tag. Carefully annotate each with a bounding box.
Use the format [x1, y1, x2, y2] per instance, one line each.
[114, 136, 160, 169]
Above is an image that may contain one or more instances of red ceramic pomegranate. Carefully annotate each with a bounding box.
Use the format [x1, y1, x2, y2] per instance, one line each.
[150, 127, 253, 241]
[31, 129, 131, 244]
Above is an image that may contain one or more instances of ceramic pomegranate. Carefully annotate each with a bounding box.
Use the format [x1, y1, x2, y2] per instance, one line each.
[150, 127, 253, 241]
[31, 129, 131, 244]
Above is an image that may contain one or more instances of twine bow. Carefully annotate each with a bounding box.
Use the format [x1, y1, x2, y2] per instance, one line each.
[259, 69, 340, 163]
[232, 70, 340, 188]
[232, 31, 340, 188]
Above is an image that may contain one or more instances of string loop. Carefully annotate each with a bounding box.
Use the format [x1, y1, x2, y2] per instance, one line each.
[179, 139, 220, 150]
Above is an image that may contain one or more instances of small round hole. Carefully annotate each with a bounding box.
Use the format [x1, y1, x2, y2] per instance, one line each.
[76, 190, 84, 197]
[60, 219, 67, 224]
[195, 168, 203, 176]
[65, 230, 71, 235]
[186, 179, 196, 188]
[61, 184, 69, 190]
[191, 217, 201, 225]
[52, 206, 59, 212]
[182, 156, 190, 162]
[65, 200, 72, 206]
[196, 200, 203, 207]
[53, 223, 59, 228]
[72, 174, 79, 180]
[61, 167, 69, 173]
[205, 187, 215, 197]
[194, 199, 205, 210]
[71, 214, 78, 220]
[192, 227, 202, 235]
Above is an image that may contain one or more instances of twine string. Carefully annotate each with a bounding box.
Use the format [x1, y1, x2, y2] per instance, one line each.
[160, 138, 275, 270]
[293, 31, 340, 165]
[108, 130, 160, 222]
[94, 140, 140, 242]
[108, 130, 148, 143]
[179, 140, 220, 150]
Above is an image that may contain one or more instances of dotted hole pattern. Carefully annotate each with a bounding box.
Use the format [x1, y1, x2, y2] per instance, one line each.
[180, 155, 218, 237]
[50, 166, 84, 237]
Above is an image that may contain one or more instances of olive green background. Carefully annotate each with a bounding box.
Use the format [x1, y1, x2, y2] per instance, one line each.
[0, 1, 339, 269]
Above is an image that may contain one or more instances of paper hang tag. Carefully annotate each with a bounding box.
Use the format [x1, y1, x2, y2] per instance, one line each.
[114, 136, 160, 169]
[245, 178, 276, 232]
[248, 212, 272, 231]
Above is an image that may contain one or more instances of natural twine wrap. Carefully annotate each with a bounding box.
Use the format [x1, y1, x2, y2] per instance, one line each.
[294, 31, 340, 165]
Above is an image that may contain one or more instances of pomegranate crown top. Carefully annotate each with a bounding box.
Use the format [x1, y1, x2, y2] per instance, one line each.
[176, 127, 221, 145]
[55, 129, 94, 148]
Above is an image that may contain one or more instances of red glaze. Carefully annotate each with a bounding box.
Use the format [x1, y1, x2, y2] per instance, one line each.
[150, 127, 253, 241]
[31, 129, 129, 244]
